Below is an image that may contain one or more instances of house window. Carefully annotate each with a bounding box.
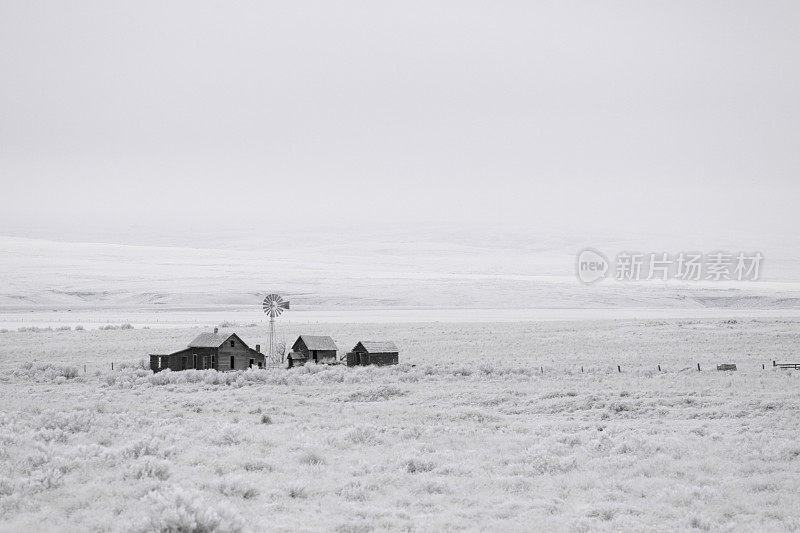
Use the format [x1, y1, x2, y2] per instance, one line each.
[230, 355, 235, 370]
[230, 340, 235, 347]
[249, 358, 254, 368]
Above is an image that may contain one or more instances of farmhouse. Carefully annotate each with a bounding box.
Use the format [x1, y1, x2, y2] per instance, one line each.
[346, 341, 399, 367]
[287, 335, 338, 367]
[149, 328, 264, 372]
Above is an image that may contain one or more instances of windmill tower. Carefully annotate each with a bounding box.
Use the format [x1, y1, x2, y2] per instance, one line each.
[262, 293, 290, 365]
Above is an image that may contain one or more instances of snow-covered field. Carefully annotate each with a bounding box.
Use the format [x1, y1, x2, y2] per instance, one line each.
[2, 319, 799, 531]
[3, 234, 800, 313]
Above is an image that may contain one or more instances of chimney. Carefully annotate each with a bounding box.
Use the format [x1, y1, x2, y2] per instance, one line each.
[214, 327, 218, 334]
[256, 344, 261, 353]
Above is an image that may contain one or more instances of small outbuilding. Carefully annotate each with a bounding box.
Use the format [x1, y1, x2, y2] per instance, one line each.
[346, 341, 399, 367]
[149, 327, 264, 372]
[291, 335, 338, 364]
[286, 351, 308, 368]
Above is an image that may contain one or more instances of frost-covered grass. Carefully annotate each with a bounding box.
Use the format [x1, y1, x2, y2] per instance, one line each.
[1, 319, 800, 531]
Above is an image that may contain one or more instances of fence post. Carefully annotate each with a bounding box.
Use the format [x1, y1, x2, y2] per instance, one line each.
[697, 363, 700, 372]
[111, 362, 114, 370]
[617, 365, 621, 373]
[84, 364, 86, 373]
[773, 360, 776, 367]
[540, 366, 543, 374]
[762, 363, 765, 370]
[581, 366, 583, 373]
[658, 364, 661, 372]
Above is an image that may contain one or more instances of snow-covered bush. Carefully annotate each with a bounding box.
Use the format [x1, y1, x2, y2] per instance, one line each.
[98, 323, 134, 331]
[130, 486, 244, 533]
[342, 425, 383, 446]
[297, 450, 326, 466]
[17, 326, 52, 333]
[14, 362, 79, 382]
[337, 384, 406, 402]
[217, 476, 259, 499]
[126, 457, 172, 480]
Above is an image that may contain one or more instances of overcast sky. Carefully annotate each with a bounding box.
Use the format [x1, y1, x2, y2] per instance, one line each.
[1, 1, 798, 245]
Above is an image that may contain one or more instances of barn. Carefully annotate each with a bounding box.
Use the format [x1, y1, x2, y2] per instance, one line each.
[288, 335, 338, 367]
[346, 341, 399, 367]
[149, 328, 265, 372]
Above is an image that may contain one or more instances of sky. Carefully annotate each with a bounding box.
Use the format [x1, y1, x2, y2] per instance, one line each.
[1, 1, 799, 246]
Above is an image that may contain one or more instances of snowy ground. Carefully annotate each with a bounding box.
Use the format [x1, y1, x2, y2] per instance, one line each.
[1, 319, 800, 531]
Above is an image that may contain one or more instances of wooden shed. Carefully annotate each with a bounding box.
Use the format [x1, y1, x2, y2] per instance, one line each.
[149, 328, 264, 372]
[286, 351, 308, 368]
[346, 341, 399, 367]
[291, 335, 338, 365]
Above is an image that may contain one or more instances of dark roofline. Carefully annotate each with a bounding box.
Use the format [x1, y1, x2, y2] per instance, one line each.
[294, 335, 338, 350]
[188, 332, 251, 349]
[353, 341, 399, 353]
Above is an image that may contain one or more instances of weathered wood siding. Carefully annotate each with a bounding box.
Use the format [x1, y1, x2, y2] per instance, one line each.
[293, 338, 337, 363]
[369, 353, 399, 366]
[218, 338, 264, 370]
[150, 333, 265, 373]
[346, 351, 399, 367]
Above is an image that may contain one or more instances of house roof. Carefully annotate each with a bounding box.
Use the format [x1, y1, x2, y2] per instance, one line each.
[356, 341, 398, 353]
[296, 335, 338, 351]
[188, 332, 247, 349]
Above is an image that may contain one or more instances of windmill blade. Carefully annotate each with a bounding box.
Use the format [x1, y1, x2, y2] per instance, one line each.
[260, 292, 290, 365]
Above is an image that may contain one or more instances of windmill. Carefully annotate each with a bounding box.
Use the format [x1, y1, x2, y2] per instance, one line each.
[262, 293, 290, 365]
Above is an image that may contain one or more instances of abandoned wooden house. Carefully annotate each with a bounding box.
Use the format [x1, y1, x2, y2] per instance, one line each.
[149, 327, 265, 372]
[346, 341, 399, 367]
[287, 335, 338, 367]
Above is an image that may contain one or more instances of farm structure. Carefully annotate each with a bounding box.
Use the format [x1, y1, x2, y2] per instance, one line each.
[346, 341, 399, 367]
[287, 335, 338, 368]
[149, 328, 264, 372]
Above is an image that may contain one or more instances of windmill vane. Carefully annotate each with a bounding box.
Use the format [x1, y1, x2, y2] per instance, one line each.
[261, 293, 290, 365]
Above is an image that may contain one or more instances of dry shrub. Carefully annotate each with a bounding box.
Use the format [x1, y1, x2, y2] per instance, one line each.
[122, 437, 174, 460]
[404, 458, 435, 474]
[336, 480, 377, 502]
[286, 484, 307, 499]
[217, 477, 259, 500]
[298, 450, 326, 466]
[343, 425, 382, 446]
[213, 426, 243, 446]
[242, 460, 273, 472]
